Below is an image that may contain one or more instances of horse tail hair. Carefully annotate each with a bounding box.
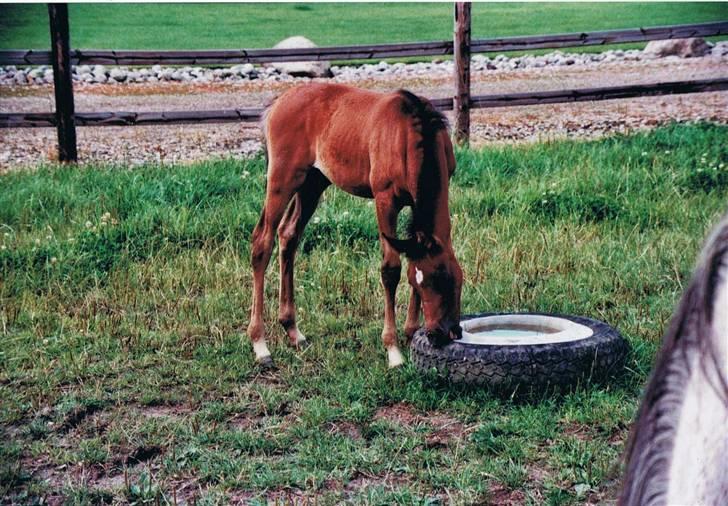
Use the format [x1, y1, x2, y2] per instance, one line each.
[396, 89, 449, 135]
[259, 98, 277, 169]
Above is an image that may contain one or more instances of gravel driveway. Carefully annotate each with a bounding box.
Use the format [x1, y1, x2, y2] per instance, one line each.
[1, 56, 727, 171]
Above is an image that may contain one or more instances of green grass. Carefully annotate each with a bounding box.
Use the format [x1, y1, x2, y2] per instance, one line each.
[1, 2, 726, 50]
[2, 123, 728, 504]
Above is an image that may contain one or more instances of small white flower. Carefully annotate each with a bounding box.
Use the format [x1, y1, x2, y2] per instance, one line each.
[241, 170, 250, 179]
[664, 150, 671, 155]
[312, 217, 321, 224]
[85, 221, 92, 228]
[3, 232, 9, 238]
[50, 257, 57, 264]
[34, 238, 41, 245]
[542, 199, 548, 204]
[0, 245, 6, 251]
[641, 151, 648, 156]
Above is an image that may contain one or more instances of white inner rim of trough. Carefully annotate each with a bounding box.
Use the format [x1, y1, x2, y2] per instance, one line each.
[459, 315, 594, 345]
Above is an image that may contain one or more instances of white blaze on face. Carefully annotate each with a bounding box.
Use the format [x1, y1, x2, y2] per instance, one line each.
[415, 268, 424, 286]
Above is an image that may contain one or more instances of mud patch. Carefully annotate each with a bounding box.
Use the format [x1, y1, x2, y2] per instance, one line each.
[59, 403, 104, 433]
[425, 413, 466, 448]
[127, 445, 162, 465]
[374, 402, 465, 447]
[488, 482, 526, 506]
[345, 470, 412, 492]
[373, 403, 422, 427]
[326, 420, 363, 441]
[559, 421, 594, 442]
[139, 404, 192, 419]
[266, 486, 314, 504]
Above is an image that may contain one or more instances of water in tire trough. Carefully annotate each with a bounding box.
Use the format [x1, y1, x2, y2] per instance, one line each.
[458, 314, 594, 346]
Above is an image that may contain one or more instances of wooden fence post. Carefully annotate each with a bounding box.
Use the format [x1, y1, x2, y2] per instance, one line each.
[48, 3, 77, 162]
[453, 2, 471, 145]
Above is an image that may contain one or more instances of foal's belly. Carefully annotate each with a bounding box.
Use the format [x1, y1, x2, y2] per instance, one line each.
[314, 154, 374, 198]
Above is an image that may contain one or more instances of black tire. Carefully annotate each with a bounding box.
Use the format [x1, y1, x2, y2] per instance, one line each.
[410, 313, 628, 393]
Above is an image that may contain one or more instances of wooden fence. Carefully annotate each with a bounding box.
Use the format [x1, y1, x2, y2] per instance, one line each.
[1, 4, 727, 161]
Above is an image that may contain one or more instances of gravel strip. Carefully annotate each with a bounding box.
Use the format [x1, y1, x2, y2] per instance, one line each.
[1, 56, 727, 171]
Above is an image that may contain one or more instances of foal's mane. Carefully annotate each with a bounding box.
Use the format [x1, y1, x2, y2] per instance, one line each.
[396, 90, 449, 239]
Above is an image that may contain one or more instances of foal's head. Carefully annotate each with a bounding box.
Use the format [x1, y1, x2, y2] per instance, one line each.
[386, 232, 464, 345]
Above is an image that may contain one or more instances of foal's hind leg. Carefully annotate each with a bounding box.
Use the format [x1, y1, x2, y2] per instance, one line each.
[248, 164, 307, 365]
[277, 170, 329, 347]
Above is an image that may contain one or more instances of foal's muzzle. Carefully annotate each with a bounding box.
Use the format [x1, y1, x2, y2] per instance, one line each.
[426, 321, 462, 347]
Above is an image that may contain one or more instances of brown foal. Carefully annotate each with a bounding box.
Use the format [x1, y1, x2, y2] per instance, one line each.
[247, 83, 463, 368]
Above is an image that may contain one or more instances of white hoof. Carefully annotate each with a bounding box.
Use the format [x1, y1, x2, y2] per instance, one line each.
[387, 347, 405, 368]
[253, 340, 271, 361]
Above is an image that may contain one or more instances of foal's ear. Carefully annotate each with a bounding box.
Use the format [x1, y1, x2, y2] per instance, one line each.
[416, 232, 445, 254]
[382, 235, 421, 258]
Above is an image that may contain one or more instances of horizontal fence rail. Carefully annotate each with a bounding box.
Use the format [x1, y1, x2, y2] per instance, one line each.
[469, 20, 728, 53]
[1, 21, 727, 66]
[3, 77, 727, 129]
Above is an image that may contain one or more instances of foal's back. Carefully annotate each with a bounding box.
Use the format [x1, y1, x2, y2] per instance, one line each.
[264, 83, 445, 198]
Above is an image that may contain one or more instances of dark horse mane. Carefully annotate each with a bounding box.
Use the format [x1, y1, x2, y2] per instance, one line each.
[619, 212, 728, 504]
[396, 89, 450, 240]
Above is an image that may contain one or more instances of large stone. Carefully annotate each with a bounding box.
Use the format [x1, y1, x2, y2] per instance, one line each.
[270, 36, 331, 78]
[109, 68, 127, 82]
[643, 37, 712, 58]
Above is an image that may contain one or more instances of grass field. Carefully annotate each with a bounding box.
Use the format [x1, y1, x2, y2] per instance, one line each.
[1, 2, 726, 50]
[2, 123, 728, 504]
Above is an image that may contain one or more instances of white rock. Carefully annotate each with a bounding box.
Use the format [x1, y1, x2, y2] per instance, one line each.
[271, 36, 331, 78]
[644, 38, 711, 58]
[110, 68, 127, 82]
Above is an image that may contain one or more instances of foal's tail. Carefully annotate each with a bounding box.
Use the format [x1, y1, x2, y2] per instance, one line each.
[259, 98, 277, 169]
[396, 89, 449, 135]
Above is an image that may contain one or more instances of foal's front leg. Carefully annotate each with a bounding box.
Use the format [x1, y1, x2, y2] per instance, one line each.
[375, 197, 405, 368]
[404, 286, 422, 342]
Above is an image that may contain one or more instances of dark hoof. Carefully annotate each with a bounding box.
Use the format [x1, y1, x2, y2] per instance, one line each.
[257, 355, 276, 370]
[295, 339, 312, 351]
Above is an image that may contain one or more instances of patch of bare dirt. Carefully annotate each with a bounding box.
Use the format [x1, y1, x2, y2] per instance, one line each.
[139, 404, 192, 419]
[265, 486, 318, 505]
[487, 482, 527, 506]
[374, 402, 466, 447]
[326, 420, 363, 441]
[344, 470, 413, 493]
[373, 402, 422, 426]
[558, 421, 594, 442]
